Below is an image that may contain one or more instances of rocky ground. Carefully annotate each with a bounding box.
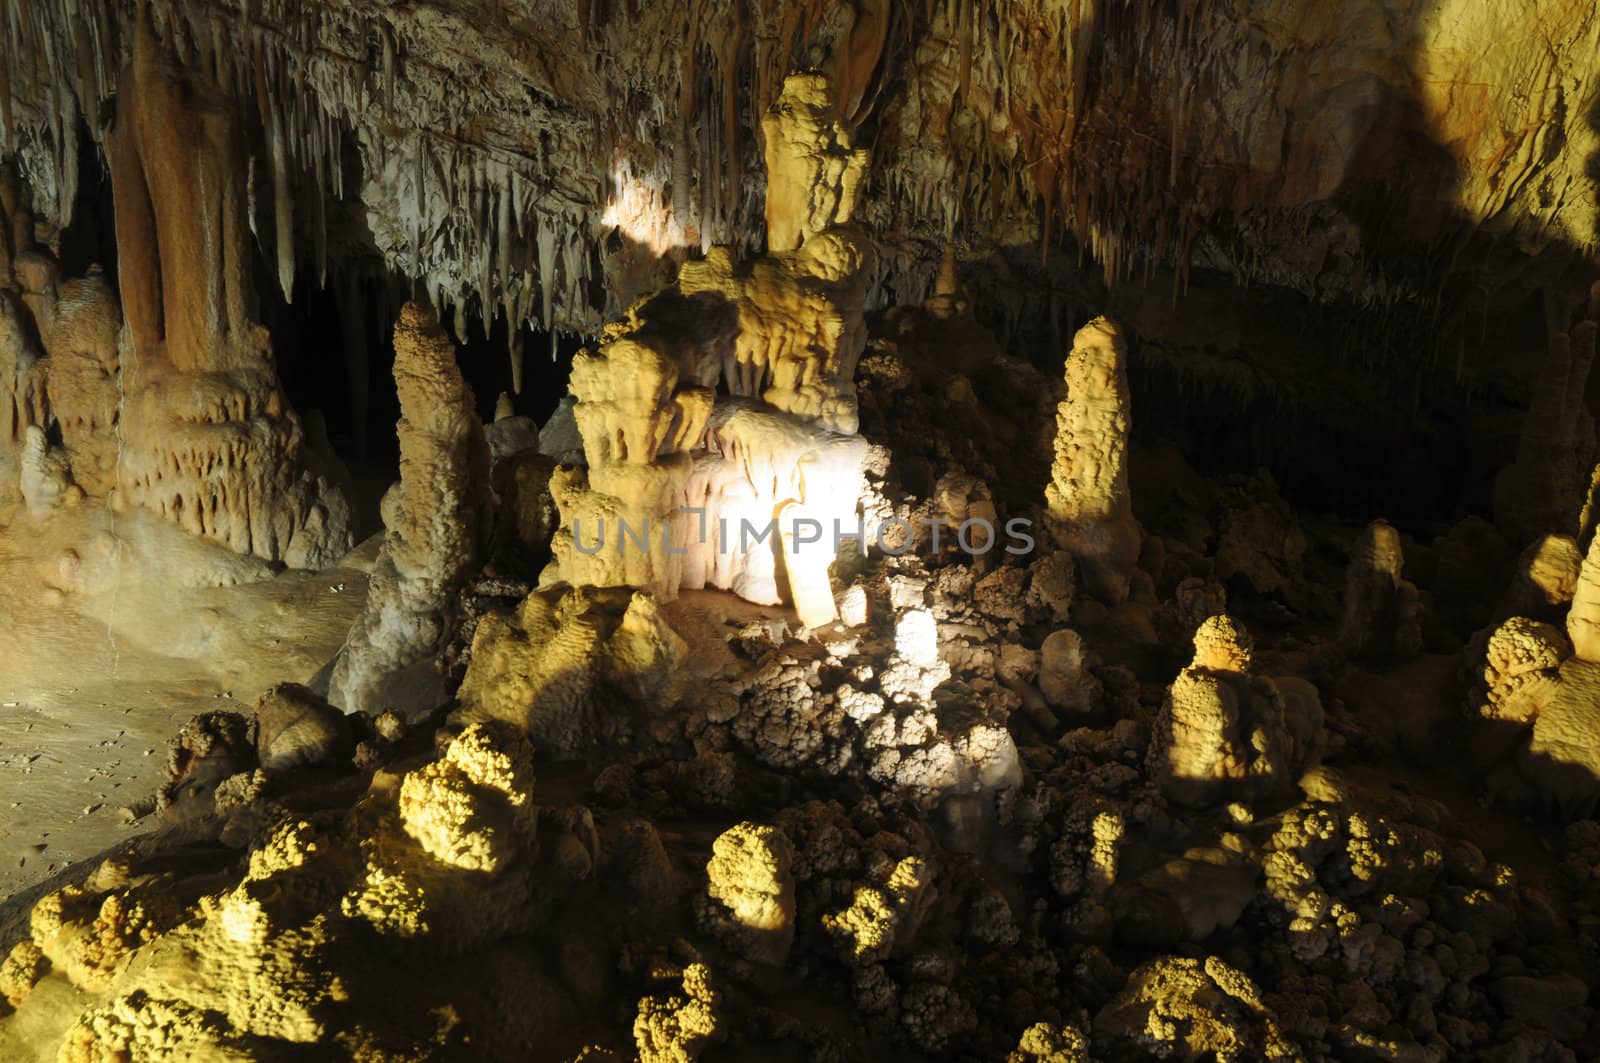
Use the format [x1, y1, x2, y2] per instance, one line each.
[1, 313, 1598, 1062]
[0, 503, 372, 901]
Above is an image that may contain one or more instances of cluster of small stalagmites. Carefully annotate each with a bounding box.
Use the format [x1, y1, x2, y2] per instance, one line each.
[0, 167, 121, 514]
[330, 301, 492, 716]
[631, 551, 1100, 820]
[1003, 642, 1600, 1063]
[1469, 527, 1600, 816]
[0, 713, 637, 1060]
[1493, 282, 1600, 546]
[453, 583, 688, 757]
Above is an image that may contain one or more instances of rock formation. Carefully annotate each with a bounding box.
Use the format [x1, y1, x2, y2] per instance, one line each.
[331, 302, 492, 715]
[1493, 283, 1600, 545]
[18, 424, 77, 516]
[550, 73, 872, 628]
[1568, 531, 1600, 663]
[1046, 318, 1141, 604]
[1500, 534, 1584, 622]
[1038, 628, 1103, 717]
[98, 15, 353, 568]
[1470, 616, 1570, 726]
[4, 3, 1600, 1062]
[453, 585, 686, 756]
[696, 822, 797, 966]
[1338, 519, 1422, 659]
[1148, 616, 1322, 808]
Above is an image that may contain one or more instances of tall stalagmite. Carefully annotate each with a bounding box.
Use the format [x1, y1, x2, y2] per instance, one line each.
[330, 302, 492, 715]
[1338, 519, 1421, 659]
[1493, 283, 1600, 546]
[1568, 531, 1600, 664]
[103, 12, 352, 568]
[1046, 317, 1141, 604]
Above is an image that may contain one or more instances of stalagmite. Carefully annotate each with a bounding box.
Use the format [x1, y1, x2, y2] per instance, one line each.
[508, 328, 524, 395]
[697, 822, 798, 966]
[761, 73, 869, 254]
[18, 424, 78, 515]
[1501, 534, 1583, 621]
[1045, 317, 1141, 604]
[331, 302, 493, 715]
[1146, 616, 1322, 808]
[1492, 283, 1600, 545]
[1338, 519, 1421, 659]
[41, 267, 122, 495]
[1568, 532, 1600, 664]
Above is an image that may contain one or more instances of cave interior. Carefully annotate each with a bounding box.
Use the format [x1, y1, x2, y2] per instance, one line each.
[1, 1, 1600, 1060]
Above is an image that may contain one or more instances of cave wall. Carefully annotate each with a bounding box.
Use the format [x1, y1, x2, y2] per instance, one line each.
[0, 0, 1594, 362]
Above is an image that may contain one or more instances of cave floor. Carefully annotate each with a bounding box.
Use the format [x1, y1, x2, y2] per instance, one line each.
[0, 504, 374, 899]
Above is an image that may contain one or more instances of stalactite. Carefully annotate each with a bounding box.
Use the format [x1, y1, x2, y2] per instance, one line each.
[495, 170, 511, 298]
[269, 109, 294, 302]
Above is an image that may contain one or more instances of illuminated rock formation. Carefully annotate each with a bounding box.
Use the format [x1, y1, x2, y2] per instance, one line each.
[696, 822, 797, 966]
[676, 74, 871, 435]
[761, 73, 868, 254]
[1046, 318, 1141, 604]
[550, 334, 707, 599]
[454, 584, 687, 756]
[1471, 616, 1570, 725]
[552, 73, 871, 628]
[1501, 534, 1584, 622]
[1095, 956, 1302, 1059]
[1148, 616, 1322, 808]
[1568, 531, 1600, 663]
[633, 964, 723, 1063]
[0, 720, 613, 1058]
[101, 15, 352, 569]
[679, 400, 869, 624]
[331, 302, 492, 715]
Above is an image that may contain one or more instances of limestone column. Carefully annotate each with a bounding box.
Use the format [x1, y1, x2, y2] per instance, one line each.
[1046, 317, 1141, 604]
